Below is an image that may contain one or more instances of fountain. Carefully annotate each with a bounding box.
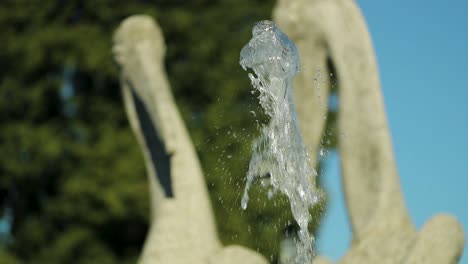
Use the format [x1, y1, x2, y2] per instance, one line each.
[239, 20, 320, 264]
[112, 0, 465, 262]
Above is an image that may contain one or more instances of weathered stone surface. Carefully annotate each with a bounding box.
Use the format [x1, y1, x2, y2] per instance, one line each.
[208, 245, 269, 264]
[274, 0, 465, 263]
[313, 255, 333, 264]
[113, 15, 268, 264]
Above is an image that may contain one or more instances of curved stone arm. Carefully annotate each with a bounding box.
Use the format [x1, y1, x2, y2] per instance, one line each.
[274, 0, 464, 263]
[113, 15, 267, 264]
[274, 0, 410, 239]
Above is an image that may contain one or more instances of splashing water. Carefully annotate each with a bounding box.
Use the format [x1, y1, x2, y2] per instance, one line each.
[240, 20, 320, 263]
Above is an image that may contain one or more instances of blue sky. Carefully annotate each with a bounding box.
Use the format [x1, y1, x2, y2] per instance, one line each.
[317, 0, 468, 263]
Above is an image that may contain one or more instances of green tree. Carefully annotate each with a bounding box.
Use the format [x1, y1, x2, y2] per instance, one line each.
[0, 1, 334, 263]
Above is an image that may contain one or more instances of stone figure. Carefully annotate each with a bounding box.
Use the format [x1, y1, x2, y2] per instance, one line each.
[273, 0, 465, 263]
[113, 15, 267, 264]
[112, 0, 465, 262]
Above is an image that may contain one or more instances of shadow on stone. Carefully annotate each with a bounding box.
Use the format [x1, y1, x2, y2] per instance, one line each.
[131, 87, 173, 198]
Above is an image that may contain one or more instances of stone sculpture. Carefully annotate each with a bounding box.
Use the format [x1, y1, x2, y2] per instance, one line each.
[112, 0, 465, 262]
[273, 0, 465, 263]
[113, 15, 267, 264]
